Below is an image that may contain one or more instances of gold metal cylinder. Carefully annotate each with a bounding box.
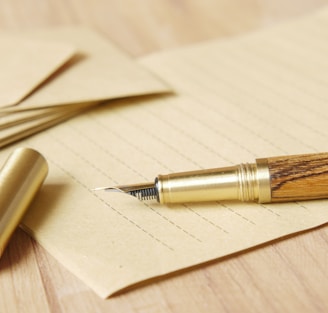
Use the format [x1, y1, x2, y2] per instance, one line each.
[0, 148, 48, 257]
[157, 160, 271, 204]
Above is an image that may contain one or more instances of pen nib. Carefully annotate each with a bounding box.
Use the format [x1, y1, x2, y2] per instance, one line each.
[93, 182, 158, 201]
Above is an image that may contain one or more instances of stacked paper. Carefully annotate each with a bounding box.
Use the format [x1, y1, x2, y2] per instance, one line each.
[0, 27, 170, 148]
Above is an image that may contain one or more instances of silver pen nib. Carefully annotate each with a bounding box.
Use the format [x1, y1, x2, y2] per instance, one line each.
[93, 182, 158, 201]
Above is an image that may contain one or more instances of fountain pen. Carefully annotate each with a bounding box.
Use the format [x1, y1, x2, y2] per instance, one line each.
[96, 152, 328, 204]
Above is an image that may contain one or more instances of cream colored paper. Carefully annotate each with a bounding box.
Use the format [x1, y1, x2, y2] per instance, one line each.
[0, 104, 92, 129]
[0, 27, 169, 147]
[0, 104, 96, 148]
[4, 27, 170, 110]
[1, 8, 328, 298]
[0, 102, 98, 148]
[0, 34, 75, 107]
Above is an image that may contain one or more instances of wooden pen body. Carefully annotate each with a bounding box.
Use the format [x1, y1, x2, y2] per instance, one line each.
[266, 153, 328, 202]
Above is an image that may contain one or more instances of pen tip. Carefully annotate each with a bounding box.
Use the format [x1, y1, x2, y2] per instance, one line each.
[91, 186, 125, 193]
[92, 182, 158, 201]
[91, 187, 109, 191]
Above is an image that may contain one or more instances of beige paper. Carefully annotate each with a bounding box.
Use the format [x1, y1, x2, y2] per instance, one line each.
[0, 27, 170, 147]
[0, 104, 96, 148]
[4, 27, 170, 110]
[2, 8, 328, 298]
[0, 104, 92, 129]
[0, 34, 75, 107]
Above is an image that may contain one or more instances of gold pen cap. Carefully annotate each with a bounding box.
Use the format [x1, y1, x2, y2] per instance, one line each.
[0, 148, 48, 257]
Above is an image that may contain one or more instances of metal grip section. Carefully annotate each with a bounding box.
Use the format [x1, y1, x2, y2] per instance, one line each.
[157, 161, 271, 204]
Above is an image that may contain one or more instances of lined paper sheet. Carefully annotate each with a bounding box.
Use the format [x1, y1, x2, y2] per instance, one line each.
[2, 8, 328, 298]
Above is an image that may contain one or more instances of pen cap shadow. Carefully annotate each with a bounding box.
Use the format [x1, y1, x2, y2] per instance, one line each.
[20, 183, 68, 238]
[0, 183, 66, 269]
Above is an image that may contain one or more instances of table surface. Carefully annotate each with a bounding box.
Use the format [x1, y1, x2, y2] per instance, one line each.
[1, 1, 328, 312]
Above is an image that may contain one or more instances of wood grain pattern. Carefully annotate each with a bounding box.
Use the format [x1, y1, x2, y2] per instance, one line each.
[268, 153, 328, 201]
[1, 1, 328, 312]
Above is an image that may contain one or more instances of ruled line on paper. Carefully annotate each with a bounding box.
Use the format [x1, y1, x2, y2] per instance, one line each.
[60, 116, 233, 237]
[29, 139, 176, 251]
[45, 126, 205, 243]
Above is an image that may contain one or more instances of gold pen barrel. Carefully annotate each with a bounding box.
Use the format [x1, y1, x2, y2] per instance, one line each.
[156, 159, 271, 204]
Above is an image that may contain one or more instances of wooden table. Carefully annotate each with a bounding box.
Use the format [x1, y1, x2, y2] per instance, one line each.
[1, 1, 328, 312]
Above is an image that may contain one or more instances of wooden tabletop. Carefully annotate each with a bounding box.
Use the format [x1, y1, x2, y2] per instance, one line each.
[1, 1, 328, 312]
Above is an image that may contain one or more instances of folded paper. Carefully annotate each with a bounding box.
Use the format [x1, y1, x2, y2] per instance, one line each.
[0, 27, 170, 147]
[3, 27, 170, 110]
[0, 34, 75, 107]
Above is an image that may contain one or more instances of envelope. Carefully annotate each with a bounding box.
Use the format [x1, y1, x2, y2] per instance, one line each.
[0, 34, 75, 107]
